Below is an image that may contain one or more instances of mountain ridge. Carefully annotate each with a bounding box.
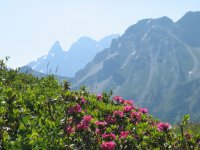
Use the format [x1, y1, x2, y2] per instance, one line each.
[27, 34, 119, 77]
[72, 11, 200, 122]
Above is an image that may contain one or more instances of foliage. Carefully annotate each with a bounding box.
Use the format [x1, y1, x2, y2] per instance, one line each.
[0, 59, 200, 149]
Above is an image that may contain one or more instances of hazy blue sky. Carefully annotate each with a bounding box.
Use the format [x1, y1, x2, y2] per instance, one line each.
[0, 0, 200, 68]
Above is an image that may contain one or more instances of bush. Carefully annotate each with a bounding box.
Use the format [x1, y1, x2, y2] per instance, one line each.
[0, 60, 200, 149]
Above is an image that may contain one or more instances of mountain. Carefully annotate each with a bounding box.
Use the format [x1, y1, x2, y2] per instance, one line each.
[19, 65, 72, 82]
[176, 11, 200, 47]
[73, 11, 200, 122]
[19, 66, 46, 78]
[27, 34, 119, 77]
[27, 41, 66, 76]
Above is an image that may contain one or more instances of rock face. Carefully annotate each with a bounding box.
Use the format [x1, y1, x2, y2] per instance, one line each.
[73, 11, 200, 122]
[27, 34, 119, 77]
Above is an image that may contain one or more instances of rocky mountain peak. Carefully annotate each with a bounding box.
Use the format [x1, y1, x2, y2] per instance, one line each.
[177, 11, 200, 23]
[176, 11, 200, 47]
[48, 41, 63, 55]
[27, 35, 118, 77]
[73, 12, 200, 122]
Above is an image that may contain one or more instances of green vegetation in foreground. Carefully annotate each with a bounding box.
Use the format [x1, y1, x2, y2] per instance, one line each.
[174, 121, 200, 136]
[0, 59, 200, 149]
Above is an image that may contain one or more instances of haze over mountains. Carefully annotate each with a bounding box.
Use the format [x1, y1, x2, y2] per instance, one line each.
[27, 34, 119, 77]
[24, 11, 200, 122]
[72, 11, 200, 122]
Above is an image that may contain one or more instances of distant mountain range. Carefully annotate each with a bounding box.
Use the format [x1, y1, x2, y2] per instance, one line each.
[72, 11, 200, 122]
[27, 34, 119, 77]
[19, 65, 71, 82]
[23, 11, 200, 123]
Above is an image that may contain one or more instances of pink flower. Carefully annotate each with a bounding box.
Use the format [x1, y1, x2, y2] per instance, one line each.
[73, 104, 82, 112]
[102, 133, 116, 141]
[76, 115, 92, 131]
[66, 126, 75, 134]
[68, 104, 82, 114]
[119, 99, 125, 103]
[130, 112, 141, 124]
[95, 121, 107, 127]
[123, 106, 134, 113]
[113, 96, 124, 103]
[105, 116, 116, 124]
[113, 110, 124, 118]
[83, 115, 93, 123]
[68, 107, 74, 114]
[100, 141, 116, 150]
[97, 94, 103, 100]
[81, 98, 87, 104]
[123, 100, 134, 106]
[139, 108, 148, 114]
[120, 131, 129, 139]
[95, 129, 100, 134]
[76, 122, 88, 131]
[157, 122, 171, 132]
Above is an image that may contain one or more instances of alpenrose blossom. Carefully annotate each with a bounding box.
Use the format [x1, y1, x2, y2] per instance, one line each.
[113, 96, 124, 103]
[83, 115, 93, 123]
[100, 141, 116, 150]
[105, 115, 116, 124]
[123, 105, 134, 113]
[130, 112, 141, 124]
[120, 131, 129, 139]
[97, 94, 103, 100]
[139, 108, 148, 114]
[68, 104, 82, 114]
[76, 122, 88, 131]
[157, 122, 171, 132]
[95, 128, 100, 134]
[95, 121, 107, 127]
[81, 97, 87, 105]
[123, 100, 134, 106]
[113, 110, 124, 118]
[102, 133, 116, 141]
[66, 126, 75, 134]
[76, 115, 93, 131]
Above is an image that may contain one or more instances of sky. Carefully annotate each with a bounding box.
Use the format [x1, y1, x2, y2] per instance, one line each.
[0, 0, 200, 68]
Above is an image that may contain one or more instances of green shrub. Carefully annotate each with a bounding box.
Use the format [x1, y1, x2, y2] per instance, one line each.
[0, 59, 200, 149]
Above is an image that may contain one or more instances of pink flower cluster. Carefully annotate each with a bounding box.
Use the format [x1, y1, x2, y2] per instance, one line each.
[105, 115, 116, 124]
[113, 110, 124, 118]
[76, 122, 88, 131]
[77, 115, 93, 131]
[113, 96, 123, 103]
[68, 104, 82, 114]
[102, 133, 116, 141]
[123, 105, 134, 113]
[95, 121, 107, 133]
[81, 97, 87, 105]
[66, 126, 75, 134]
[97, 94, 103, 100]
[130, 112, 141, 124]
[83, 115, 93, 123]
[100, 141, 116, 150]
[95, 121, 107, 127]
[139, 108, 148, 114]
[123, 100, 134, 106]
[66, 95, 172, 149]
[157, 122, 171, 132]
[120, 131, 129, 139]
[113, 96, 134, 106]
